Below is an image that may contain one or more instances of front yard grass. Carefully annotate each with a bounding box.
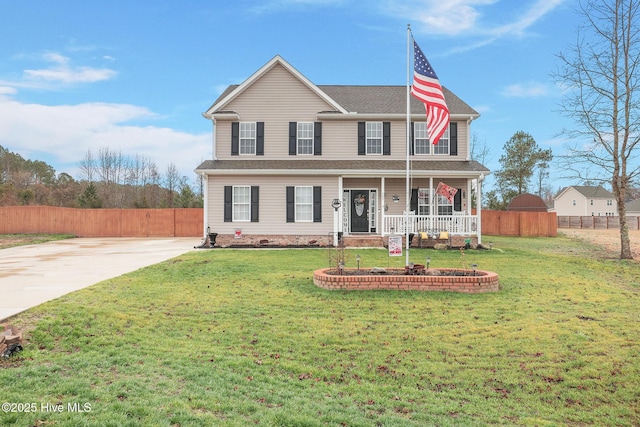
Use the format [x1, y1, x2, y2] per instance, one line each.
[1, 235, 638, 426]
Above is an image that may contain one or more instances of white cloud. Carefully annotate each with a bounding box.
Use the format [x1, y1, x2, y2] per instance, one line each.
[386, 0, 568, 42]
[22, 52, 117, 85]
[501, 81, 549, 98]
[0, 94, 210, 179]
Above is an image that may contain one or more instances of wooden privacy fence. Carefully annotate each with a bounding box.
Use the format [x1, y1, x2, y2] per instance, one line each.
[481, 210, 557, 237]
[0, 206, 203, 237]
[557, 215, 640, 230]
[0, 207, 557, 238]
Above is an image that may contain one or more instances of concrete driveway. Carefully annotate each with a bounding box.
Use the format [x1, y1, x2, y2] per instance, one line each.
[0, 237, 197, 321]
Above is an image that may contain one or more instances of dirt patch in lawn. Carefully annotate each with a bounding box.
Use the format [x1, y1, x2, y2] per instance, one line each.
[559, 228, 640, 260]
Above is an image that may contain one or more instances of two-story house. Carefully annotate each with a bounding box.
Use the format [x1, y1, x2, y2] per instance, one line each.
[553, 185, 617, 217]
[196, 55, 490, 247]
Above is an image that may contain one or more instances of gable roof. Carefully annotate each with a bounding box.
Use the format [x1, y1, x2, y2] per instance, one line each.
[203, 56, 479, 118]
[203, 55, 348, 117]
[557, 185, 614, 199]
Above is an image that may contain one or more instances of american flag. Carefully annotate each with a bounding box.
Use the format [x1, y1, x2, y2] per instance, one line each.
[411, 40, 450, 145]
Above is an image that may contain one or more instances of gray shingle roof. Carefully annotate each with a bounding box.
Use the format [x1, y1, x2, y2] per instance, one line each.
[210, 84, 478, 116]
[568, 185, 615, 198]
[196, 159, 489, 175]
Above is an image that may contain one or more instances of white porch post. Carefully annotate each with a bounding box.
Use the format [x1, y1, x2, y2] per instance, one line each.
[381, 177, 386, 235]
[429, 177, 434, 230]
[202, 173, 209, 237]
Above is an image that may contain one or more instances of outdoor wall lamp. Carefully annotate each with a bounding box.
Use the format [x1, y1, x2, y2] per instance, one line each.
[392, 195, 400, 202]
[331, 199, 342, 211]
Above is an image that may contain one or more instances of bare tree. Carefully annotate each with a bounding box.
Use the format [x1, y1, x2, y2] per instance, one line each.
[554, 0, 640, 259]
[78, 149, 96, 183]
[164, 162, 180, 208]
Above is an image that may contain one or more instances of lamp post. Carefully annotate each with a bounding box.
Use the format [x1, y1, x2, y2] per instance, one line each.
[426, 256, 431, 270]
[331, 198, 342, 247]
[356, 254, 361, 270]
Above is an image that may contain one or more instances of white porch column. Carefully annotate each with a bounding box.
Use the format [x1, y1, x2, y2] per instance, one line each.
[202, 173, 209, 237]
[381, 177, 385, 235]
[429, 177, 434, 216]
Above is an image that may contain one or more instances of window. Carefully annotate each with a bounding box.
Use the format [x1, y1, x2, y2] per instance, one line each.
[239, 122, 256, 155]
[295, 186, 313, 222]
[572, 199, 576, 206]
[433, 128, 450, 155]
[414, 123, 430, 155]
[607, 200, 613, 206]
[418, 188, 430, 215]
[224, 186, 259, 222]
[287, 186, 321, 223]
[233, 186, 251, 221]
[297, 122, 314, 155]
[437, 195, 453, 215]
[366, 122, 383, 154]
[590, 199, 594, 205]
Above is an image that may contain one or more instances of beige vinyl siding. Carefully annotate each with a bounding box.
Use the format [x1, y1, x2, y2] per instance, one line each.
[206, 175, 338, 235]
[320, 120, 468, 161]
[216, 64, 334, 160]
[212, 63, 470, 161]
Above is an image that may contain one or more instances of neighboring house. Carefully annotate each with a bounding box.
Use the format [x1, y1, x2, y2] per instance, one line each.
[507, 193, 549, 212]
[625, 199, 640, 216]
[553, 185, 617, 217]
[195, 55, 489, 247]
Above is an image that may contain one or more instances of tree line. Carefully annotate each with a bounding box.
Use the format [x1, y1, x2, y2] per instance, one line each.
[0, 145, 202, 208]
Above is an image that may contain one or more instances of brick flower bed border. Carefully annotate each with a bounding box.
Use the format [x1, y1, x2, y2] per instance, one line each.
[313, 268, 499, 293]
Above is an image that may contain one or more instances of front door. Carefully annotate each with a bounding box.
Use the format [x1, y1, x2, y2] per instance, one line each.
[350, 190, 369, 232]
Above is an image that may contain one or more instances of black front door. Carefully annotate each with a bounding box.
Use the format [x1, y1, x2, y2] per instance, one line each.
[350, 190, 369, 232]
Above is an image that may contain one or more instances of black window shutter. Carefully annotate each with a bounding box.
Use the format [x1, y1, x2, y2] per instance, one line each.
[357, 122, 366, 155]
[449, 122, 458, 156]
[313, 186, 322, 222]
[410, 189, 418, 213]
[314, 122, 322, 156]
[251, 186, 259, 222]
[256, 122, 264, 155]
[383, 121, 391, 155]
[286, 186, 295, 223]
[454, 188, 462, 212]
[289, 122, 297, 155]
[231, 123, 239, 156]
[410, 122, 415, 155]
[224, 186, 232, 222]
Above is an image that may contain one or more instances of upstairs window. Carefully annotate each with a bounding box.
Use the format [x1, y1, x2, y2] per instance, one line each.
[414, 123, 430, 155]
[366, 122, 383, 154]
[297, 122, 314, 155]
[289, 122, 322, 156]
[239, 122, 256, 155]
[232, 122, 264, 156]
[433, 128, 450, 155]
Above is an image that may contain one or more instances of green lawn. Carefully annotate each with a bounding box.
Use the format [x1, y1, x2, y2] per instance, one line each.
[1, 236, 638, 426]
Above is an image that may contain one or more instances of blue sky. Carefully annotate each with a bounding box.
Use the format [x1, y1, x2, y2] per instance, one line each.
[0, 0, 578, 191]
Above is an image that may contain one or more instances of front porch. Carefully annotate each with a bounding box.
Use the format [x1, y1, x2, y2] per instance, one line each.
[336, 175, 483, 246]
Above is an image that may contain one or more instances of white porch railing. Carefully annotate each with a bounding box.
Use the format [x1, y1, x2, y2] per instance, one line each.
[383, 214, 479, 236]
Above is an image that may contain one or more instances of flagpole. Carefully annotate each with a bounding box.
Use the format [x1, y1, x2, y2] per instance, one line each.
[405, 24, 411, 266]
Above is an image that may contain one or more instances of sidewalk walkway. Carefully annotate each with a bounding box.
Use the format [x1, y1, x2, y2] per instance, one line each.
[0, 237, 197, 321]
